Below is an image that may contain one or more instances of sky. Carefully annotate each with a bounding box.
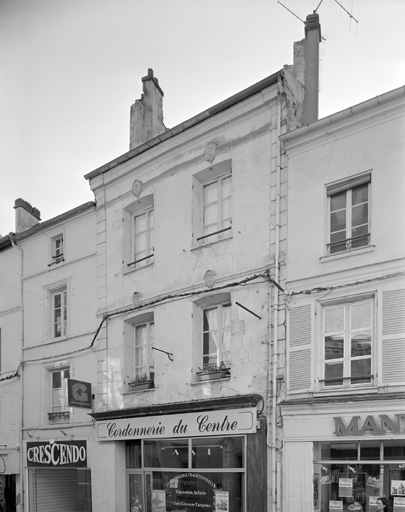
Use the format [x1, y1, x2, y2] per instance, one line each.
[0, 0, 404, 236]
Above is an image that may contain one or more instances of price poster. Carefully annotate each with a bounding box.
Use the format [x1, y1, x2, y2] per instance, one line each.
[152, 490, 166, 512]
[214, 490, 229, 512]
[394, 496, 405, 512]
[329, 500, 343, 511]
[339, 478, 353, 498]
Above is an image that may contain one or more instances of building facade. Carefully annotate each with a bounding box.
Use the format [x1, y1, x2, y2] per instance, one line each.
[281, 87, 405, 512]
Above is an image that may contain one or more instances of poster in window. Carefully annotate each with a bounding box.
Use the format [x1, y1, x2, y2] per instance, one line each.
[152, 490, 166, 512]
[314, 474, 319, 509]
[391, 481, 405, 496]
[369, 497, 379, 512]
[214, 490, 229, 512]
[394, 496, 405, 512]
[329, 501, 343, 511]
[339, 478, 353, 498]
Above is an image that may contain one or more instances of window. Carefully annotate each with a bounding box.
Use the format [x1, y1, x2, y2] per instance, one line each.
[200, 174, 232, 243]
[48, 367, 70, 423]
[192, 159, 232, 246]
[124, 194, 154, 270]
[202, 302, 231, 369]
[322, 298, 373, 387]
[327, 173, 371, 254]
[50, 233, 64, 264]
[50, 286, 67, 339]
[134, 321, 155, 381]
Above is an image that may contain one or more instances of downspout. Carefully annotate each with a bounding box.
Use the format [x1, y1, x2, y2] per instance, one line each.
[9, 235, 25, 512]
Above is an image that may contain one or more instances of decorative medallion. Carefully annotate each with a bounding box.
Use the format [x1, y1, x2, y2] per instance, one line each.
[132, 292, 143, 307]
[204, 142, 218, 164]
[132, 179, 143, 198]
[203, 270, 217, 289]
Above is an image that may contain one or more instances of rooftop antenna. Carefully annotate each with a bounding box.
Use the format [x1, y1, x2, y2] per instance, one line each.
[277, 1, 326, 41]
[333, 0, 359, 23]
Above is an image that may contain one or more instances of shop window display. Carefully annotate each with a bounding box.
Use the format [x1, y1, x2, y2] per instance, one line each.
[126, 436, 245, 512]
[314, 440, 405, 512]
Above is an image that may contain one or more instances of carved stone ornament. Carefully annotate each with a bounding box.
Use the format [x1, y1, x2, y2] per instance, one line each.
[132, 179, 143, 198]
[204, 142, 218, 164]
[132, 292, 143, 307]
[203, 270, 217, 289]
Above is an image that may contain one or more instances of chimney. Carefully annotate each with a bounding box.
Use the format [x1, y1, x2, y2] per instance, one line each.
[302, 12, 321, 125]
[14, 198, 41, 233]
[130, 68, 166, 150]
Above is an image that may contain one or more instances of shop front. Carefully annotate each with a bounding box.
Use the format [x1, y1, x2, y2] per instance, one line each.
[91, 395, 266, 512]
[26, 439, 92, 512]
[281, 396, 405, 512]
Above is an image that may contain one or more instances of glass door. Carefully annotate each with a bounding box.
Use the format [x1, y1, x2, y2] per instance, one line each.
[128, 473, 144, 512]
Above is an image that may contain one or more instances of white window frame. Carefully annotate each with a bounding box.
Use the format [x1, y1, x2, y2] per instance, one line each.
[50, 233, 64, 264]
[132, 206, 154, 269]
[48, 283, 68, 340]
[202, 302, 231, 369]
[320, 296, 374, 389]
[199, 173, 232, 243]
[326, 172, 371, 254]
[48, 365, 71, 423]
[134, 320, 155, 380]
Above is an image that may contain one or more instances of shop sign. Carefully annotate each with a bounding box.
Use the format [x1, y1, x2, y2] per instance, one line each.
[334, 414, 405, 436]
[97, 407, 256, 441]
[67, 379, 92, 408]
[26, 440, 87, 468]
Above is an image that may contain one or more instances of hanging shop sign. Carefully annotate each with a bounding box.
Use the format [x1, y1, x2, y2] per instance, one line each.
[67, 379, 92, 409]
[334, 414, 405, 436]
[26, 440, 87, 468]
[97, 407, 257, 441]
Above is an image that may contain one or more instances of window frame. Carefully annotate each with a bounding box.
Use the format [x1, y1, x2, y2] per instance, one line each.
[326, 172, 371, 255]
[124, 194, 154, 271]
[49, 284, 68, 340]
[320, 295, 374, 390]
[49, 233, 64, 265]
[201, 301, 232, 369]
[133, 320, 155, 381]
[198, 173, 232, 244]
[47, 364, 71, 423]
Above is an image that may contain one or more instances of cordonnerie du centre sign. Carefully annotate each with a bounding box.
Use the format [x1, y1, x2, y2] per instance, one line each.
[97, 407, 257, 441]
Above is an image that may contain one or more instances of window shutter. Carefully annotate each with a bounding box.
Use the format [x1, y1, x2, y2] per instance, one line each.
[381, 289, 405, 385]
[287, 304, 313, 393]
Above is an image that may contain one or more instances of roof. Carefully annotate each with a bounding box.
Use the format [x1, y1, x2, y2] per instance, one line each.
[84, 70, 282, 181]
[0, 201, 96, 251]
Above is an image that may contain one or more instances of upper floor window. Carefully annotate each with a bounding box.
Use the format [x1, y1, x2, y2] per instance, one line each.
[201, 174, 232, 243]
[48, 366, 70, 423]
[326, 173, 371, 254]
[50, 233, 64, 265]
[50, 285, 67, 339]
[202, 302, 231, 370]
[134, 320, 155, 380]
[124, 194, 154, 270]
[322, 298, 373, 388]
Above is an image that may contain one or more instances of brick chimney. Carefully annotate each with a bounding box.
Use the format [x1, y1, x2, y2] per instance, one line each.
[14, 198, 41, 233]
[302, 12, 321, 125]
[130, 68, 166, 150]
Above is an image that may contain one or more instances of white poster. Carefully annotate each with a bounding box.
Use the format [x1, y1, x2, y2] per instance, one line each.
[214, 490, 229, 512]
[339, 478, 353, 498]
[329, 500, 343, 511]
[394, 496, 405, 512]
[152, 490, 166, 512]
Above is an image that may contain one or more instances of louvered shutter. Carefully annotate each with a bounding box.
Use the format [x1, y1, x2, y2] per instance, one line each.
[381, 289, 405, 385]
[287, 304, 313, 393]
[29, 469, 79, 512]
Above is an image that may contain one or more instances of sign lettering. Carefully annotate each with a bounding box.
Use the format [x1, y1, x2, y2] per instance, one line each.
[27, 440, 87, 467]
[334, 414, 405, 436]
[68, 379, 92, 409]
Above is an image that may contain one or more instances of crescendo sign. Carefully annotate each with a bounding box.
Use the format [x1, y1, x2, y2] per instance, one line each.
[26, 440, 87, 467]
[97, 408, 257, 441]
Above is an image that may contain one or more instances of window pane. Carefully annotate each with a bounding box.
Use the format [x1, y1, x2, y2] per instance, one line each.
[330, 210, 346, 233]
[222, 197, 232, 224]
[360, 440, 380, 460]
[126, 441, 142, 468]
[352, 184, 368, 205]
[351, 359, 371, 384]
[330, 192, 346, 212]
[325, 335, 344, 360]
[204, 204, 218, 227]
[144, 440, 188, 468]
[204, 182, 218, 204]
[351, 333, 371, 357]
[135, 213, 146, 232]
[52, 372, 61, 389]
[321, 442, 358, 460]
[324, 362, 343, 386]
[325, 307, 344, 332]
[384, 440, 405, 460]
[351, 302, 371, 329]
[192, 437, 243, 469]
[222, 176, 231, 199]
[352, 203, 368, 227]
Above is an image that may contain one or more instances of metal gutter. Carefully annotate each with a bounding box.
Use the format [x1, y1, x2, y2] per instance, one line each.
[84, 71, 282, 181]
[279, 392, 405, 407]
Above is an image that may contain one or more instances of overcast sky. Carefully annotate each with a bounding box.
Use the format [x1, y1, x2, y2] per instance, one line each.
[0, 0, 404, 235]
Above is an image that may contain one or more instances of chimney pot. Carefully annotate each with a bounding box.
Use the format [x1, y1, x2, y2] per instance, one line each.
[14, 198, 41, 233]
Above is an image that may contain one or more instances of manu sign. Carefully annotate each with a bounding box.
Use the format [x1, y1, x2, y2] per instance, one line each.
[96, 407, 257, 441]
[334, 414, 405, 436]
[27, 440, 87, 467]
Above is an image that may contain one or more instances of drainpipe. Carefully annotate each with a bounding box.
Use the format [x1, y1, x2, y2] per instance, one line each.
[9, 235, 25, 512]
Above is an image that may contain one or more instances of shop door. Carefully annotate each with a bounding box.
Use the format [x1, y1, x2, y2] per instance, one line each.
[128, 472, 153, 512]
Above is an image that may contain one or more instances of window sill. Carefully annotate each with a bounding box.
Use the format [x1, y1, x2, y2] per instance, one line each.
[320, 245, 375, 263]
[191, 374, 231, 386]
[48, 411, 70, 423]
[123, 386, 156, 395]
[191, 233, 232, 251]
[312, 385, 377, 397]
[124, 260, 154, 274]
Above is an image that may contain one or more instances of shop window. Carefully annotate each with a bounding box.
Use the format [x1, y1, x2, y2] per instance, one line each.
[192, 160, 232, 246]
[124, 194, 154, 270]
[49, 284, 68, 339]
[48, 366, 70, 423]
[49, 233, 64, 265]
[322, 297, 374, 388]
[326, 172, 371, 254]
[124, 312, 155, 389]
